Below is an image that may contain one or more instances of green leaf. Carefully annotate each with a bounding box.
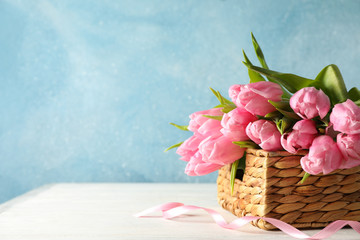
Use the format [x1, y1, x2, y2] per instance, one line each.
[355, 99, 360, 107]
[211, 87, 236, 114]
[277, 109, 301, 120]
[251, 33, 269, 69]
[170, 123, 189, 131]
[268, 100, 291, 110]
[348, 87, 360, 102]
[268, 100, 301, 120]
[300, 172, 311, 184]
[202, 115, 222, 121]
[243, 63, 314, 93]
[238, 155, 246, 171]
[243, 50, 266, 83]
[311, 64, 348, 105]
[210, 87, 221, 101]
[230, 159, 240, 195]
[275, 117, 294, 134]
[222, 103, 237, 113]
[210, 88, 233, 105]
[242, 49, 253, 65]
[318, 117, 329, 127]
[264, 111, 283, 119]
[230, 155, 247, 195]
[233, 141, 258, 149]
[249, 34, 292, 99]
[215, 103, 237, 114]
[164, 141, 183, 152]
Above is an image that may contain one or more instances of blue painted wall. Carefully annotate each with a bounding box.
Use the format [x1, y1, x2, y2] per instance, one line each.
[0, 0, 360, 202]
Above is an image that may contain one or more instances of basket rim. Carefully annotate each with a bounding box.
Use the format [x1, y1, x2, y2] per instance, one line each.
[246, 148, 308, 157]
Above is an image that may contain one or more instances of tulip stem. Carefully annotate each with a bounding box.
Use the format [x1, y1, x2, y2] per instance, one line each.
[300, 172, 311, 184]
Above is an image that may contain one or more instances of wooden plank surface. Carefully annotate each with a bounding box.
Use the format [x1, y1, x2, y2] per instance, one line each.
[0, 183, 357, 240]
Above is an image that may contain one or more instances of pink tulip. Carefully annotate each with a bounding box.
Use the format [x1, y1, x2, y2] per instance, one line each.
[228, 84, 241, 103]
[337, 133, 360, 169]
[290, 87, 330, 119]
[300, 135, 342, 175]
[330, 99, 360, 134]
[185, 151, 223, 176]
[281, 120, 318, 153]
[246, 120, 282, 151]
[176, 135, 203, 162]
[188, 108, 223, 138]
[220, 107, 257, 141]
[229, 82, 283, 116]
[198, 136, 245, 165]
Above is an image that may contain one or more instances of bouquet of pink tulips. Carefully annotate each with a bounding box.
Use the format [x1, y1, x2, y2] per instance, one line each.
[166, 34, 360, 186]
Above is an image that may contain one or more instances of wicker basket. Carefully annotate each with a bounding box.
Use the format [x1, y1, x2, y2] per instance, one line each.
[217, 148, 360, 230]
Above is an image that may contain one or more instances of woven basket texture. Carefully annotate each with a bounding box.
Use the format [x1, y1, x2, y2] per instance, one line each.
[217, 148, 360, 230]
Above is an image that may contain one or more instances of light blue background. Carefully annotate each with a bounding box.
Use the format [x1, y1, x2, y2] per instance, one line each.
[0, 0, 360, 203]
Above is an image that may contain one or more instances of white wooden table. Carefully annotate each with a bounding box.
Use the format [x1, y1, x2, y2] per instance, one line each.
[0, 183, 357, 239]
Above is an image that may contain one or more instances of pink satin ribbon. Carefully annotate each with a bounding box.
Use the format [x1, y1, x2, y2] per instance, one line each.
[135, 202, 360, 239]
